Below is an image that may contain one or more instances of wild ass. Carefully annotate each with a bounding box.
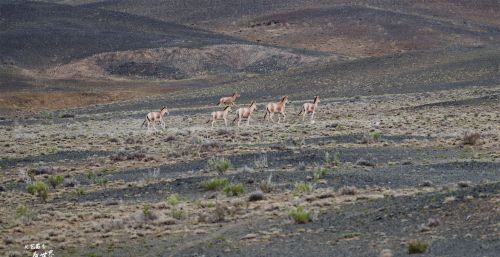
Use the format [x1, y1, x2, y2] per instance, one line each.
[141, 106, 169, 131]
[218, 92, 241, 106]
[207, 106, 232, 127]
[298, 96, 320, 122]
[233, 100, 257, 126]
[264, 96, 290, 123]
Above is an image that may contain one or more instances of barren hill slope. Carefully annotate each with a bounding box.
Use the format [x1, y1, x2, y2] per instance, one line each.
[0, 1, 245, 68]
[77, 0, 500, 57]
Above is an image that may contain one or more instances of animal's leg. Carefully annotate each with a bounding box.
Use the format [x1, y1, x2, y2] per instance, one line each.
[247, 116, 251, 126]
[270, 113, 275, 123]
[237, 117, 241, 127]
[282, 112, 286, 122]
[224, 117, 228, 127]
[211, 119, 215, 127]
[302, 110, 306, 121]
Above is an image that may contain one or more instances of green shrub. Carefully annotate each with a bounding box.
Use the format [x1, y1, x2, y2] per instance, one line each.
[312, 167, 328, 181]
[371, 132, 382, 142]
[74, 187, 85, 196]
[408, 240, 428, 254]
[48, 175, 64, 189]
[200, 178, 229, 190]
[208, 157, 232, 175]
[15, 204, 29, 219]
[166, 193, 181, 206]
[142, 204, 155, 220]
[223, 183, 245, 196]
[289, 206, 312, 224]
[171, 208, 186, 220]
[26, 181, 49, 202]
[293, 182, 313, 195]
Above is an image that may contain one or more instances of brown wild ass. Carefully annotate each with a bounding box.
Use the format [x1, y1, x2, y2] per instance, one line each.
[218, 92, 241, 106]
[141, 106, 169, 131]
[233, 100, 257, 126]
[264, 96, 290, 123]
[298, 96, 320, 122]
[207, 106, 232, 127]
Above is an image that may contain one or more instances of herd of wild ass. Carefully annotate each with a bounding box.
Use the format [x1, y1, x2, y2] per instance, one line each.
[142, 93, 320, 130]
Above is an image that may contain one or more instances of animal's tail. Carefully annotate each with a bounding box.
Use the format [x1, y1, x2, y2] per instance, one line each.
[298, 108, 304, 116]
[206, 118, 211, 124]
[264, 108, 269, 120]
[232, 114, 239, 123]
[217, 100, 221, 106]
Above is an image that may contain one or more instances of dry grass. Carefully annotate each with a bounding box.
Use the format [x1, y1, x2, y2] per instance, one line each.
[462, 131, 481, 145]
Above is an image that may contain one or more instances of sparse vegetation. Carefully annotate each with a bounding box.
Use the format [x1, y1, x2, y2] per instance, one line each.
[142, 204, 156, 220]
[200, 178, 229, 190]
[463, 131, 481, 145]
[289, 206, 312, 224]
[26, 181, 49, 202]
[339, 186, 358, 195]
[408, 240, 428, 254]
[294, 182, 313, 195]
[166, 193, 181, 206]
[254, 154, 268, 171]
[259, 173, 275, 193]
[208, 157, 232, 175]
[48, 175, 64, 189]
[171, 208, 186, 220]
[15, 204, 36, 223]
[223, 183, 245, 196]
[312, 167, 329, 181]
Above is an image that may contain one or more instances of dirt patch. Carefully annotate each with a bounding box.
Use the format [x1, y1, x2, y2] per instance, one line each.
[47, 44, 336, 80]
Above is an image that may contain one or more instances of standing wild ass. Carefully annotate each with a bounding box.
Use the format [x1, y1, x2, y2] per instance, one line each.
[207, 106, 232, 127]
[218, 92, 241, 106]
[233, 100, 257, 126]
[264, 96, 290, 123]
[141, 106, 169, 131]
[298, 96, 320, 122]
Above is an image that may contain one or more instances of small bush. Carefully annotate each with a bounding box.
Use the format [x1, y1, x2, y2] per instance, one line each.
[15, 204, 28, 219]
[74, 187, 85, 196]
[408, 240, 428, 254]
[171, 208, 186, 220]
[142, 204, 156, 220]
[289, 206, 312, 224]
[26, 181, 49, 202]
[166, 193, 181, 206]
[48, 175, 64, 189]
[371, 132, 382, 142]
[223, 183, 245, 196]
[339, 186, 358, 195]
[259, 173, 275, 193]
[463, 131, 480, 145]
[313, 167, 328, 181]
[200, 178, 229, 190]
[208, 157, 232, 175]
[254, 154, 268, 171]
[294, 182, 313, 195]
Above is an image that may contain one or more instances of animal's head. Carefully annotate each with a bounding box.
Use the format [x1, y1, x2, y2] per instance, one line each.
[160, 106, 169, 115]
[314, 96, 320, 103]
[249, 100, 257, 110]
[233, 92, 241, 98]
[281, 95, 290, 104]
[224, 106, 232, 112]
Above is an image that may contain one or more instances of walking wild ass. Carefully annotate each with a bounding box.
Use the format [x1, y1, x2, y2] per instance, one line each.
[207, 106, 232, 127]
[298, 96, 320, 122]
[264, 96, 290, 123]
[218, 92, 241, 106]
[142, 106, 169, 131]
[233, 100, 257, 126]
